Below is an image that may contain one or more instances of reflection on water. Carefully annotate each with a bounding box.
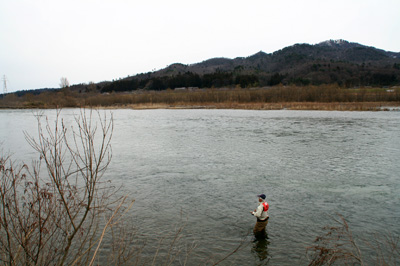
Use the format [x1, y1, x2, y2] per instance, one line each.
[251, 234, 270, 265]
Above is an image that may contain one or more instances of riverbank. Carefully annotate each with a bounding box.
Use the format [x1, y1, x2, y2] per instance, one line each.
[107, 101, 400, 111]
[1, 101, 400, 111]
[1, 86, 400, 111]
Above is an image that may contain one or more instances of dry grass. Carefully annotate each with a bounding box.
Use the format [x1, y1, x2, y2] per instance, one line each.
[102, 101, 400, 111]
[1, 86, 400, 111]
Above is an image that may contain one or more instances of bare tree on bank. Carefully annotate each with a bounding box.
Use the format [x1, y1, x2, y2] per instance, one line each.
[60, 77, 70, 88]
[0, 109, 134, 266]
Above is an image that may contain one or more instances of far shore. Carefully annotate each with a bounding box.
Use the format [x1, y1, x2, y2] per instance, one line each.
[1, 101, 400, 111]
[1, 85, 400, 111]
[101, 101, 400, 111]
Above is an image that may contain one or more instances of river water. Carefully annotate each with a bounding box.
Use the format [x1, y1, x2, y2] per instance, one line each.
[1, 109, 399, 265]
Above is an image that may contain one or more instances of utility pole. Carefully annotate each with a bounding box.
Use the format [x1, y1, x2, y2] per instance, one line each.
[2, 75, 7, 94]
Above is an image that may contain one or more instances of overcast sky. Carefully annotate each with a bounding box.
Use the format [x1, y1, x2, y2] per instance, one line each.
[1, 0, 399, 93]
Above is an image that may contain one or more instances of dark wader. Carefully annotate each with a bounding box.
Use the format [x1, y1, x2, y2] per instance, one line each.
[253, 217, 269, 238]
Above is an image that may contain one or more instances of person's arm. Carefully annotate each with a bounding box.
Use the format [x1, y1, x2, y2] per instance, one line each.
[252, 204, 263, 218]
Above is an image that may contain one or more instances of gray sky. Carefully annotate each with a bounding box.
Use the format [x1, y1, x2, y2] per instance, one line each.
[1, 0, 399, 93]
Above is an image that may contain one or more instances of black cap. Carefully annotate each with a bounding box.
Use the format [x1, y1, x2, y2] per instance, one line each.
[257, 194, 266, 199]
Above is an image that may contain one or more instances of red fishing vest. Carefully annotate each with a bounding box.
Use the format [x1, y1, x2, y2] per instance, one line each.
[262, 202, 269, 212]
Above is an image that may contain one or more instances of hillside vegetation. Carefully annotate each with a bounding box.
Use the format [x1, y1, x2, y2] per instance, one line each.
[97, 39, 400, 92]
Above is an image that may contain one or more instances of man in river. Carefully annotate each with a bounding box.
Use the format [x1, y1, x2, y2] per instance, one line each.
[251, 194, 269, 238]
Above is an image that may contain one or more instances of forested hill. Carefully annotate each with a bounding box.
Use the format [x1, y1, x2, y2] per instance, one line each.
[99, 39, 400, 92]
[10, 39, 400, 97]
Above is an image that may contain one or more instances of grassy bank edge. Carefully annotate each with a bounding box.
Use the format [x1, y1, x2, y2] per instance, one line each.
[99, 101, 400, 111]
[2, 85, 400, 111]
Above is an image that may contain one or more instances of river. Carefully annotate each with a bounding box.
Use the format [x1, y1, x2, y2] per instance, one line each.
[1, 109, 399, 265]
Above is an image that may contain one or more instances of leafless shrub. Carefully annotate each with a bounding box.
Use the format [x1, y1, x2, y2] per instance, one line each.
[307, 214, 399, 266]
[306, 214, 364, 265]
[0, 109, 134, 266]
[365, 233, 400, 266]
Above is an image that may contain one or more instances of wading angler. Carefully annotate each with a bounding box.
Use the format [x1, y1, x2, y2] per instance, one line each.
[251, 194, 269, 238]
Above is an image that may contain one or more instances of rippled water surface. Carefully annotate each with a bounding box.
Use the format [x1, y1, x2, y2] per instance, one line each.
[1, 109, 399, 265]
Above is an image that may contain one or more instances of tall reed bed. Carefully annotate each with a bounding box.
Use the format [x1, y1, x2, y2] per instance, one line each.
[1, 85, 399, 109]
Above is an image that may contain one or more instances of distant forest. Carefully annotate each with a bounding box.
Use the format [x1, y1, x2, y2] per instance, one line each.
[101, 67, 399, 93]
[102, 72, 260, 92]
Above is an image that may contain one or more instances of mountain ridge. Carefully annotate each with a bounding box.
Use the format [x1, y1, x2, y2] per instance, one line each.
[22, 39, 400, 95]
[99, 39, 393, 90]
[151, 39, 399, 75]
